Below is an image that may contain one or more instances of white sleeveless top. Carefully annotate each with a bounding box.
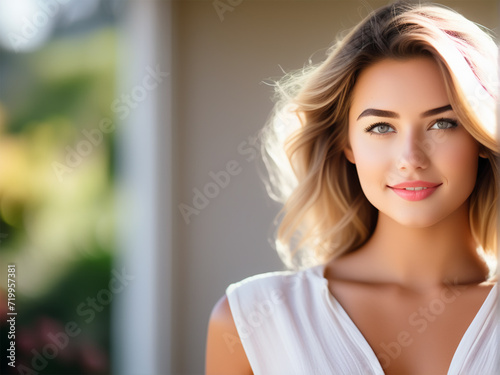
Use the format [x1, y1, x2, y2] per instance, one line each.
[226, 264, 499, 375]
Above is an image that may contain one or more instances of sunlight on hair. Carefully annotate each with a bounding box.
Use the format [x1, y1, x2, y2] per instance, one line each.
[438, 36, 497, 137]
[260, 103, 301, 202]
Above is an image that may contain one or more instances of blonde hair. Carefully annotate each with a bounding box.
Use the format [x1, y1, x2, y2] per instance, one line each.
[259, 1, 499, 270]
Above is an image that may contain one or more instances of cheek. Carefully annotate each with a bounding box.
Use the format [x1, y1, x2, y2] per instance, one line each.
[351, 139, 392, 187]
[435, 134, 479, 189]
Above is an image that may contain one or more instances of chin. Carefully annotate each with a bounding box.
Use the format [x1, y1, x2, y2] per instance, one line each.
[398, 219, 442, 229]
[383, 210, 447, 229]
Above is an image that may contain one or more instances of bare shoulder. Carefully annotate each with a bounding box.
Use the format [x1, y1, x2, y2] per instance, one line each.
[205, 294, 253, 375]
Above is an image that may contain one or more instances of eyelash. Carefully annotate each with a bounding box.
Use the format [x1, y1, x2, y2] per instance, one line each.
[363, 118, 459, 136]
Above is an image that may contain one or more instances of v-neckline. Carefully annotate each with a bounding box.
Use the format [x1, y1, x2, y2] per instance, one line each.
[313, 264, 498, 374]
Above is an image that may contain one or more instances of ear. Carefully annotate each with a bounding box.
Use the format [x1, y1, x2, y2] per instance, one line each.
[344, 146, 355, 164]
[479, 146, 488, 159]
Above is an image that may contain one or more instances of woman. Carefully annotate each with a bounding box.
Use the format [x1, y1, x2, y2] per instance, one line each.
[206, 1, 499, 374]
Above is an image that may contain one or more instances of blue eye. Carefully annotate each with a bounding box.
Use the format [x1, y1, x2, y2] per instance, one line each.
[430, 118, 458, 130]
[364, 122, 395, 135]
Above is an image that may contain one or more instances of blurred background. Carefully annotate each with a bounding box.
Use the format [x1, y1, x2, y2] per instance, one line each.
[0, 0, 497, 374]
[0, 1, 121, 374]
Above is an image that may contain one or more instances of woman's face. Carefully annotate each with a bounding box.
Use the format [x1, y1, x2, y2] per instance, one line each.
[345, 56, 482, 228]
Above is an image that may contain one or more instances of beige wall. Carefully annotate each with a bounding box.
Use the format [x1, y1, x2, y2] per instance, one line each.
[172, 1, 498, 373]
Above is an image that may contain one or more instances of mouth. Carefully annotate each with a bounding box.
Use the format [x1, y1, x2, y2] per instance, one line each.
[393, 186, 432, 191]
[388, 181, 443, 189]
[387, 183, 442, 201]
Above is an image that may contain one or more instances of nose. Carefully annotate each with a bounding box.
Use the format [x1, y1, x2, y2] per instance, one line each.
[396, 129, 430, 172]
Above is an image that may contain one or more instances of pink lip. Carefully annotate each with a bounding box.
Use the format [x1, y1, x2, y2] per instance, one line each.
[388, 181, 442, 202]
[389, 180, 442, 189]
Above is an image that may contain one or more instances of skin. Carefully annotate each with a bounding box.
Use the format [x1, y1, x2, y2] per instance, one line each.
[341, 56, 490, 290]
[205, 56, 495, 375]
[205, 295, 253, 374]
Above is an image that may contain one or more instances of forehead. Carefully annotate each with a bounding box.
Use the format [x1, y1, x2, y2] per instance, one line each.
[349, 57, 450, 118]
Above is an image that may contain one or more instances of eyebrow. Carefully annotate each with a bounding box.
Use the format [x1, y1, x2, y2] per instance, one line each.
[356, 104, 453, 120]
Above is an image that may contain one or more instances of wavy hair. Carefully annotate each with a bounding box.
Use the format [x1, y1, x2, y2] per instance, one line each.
[258, 1, 499, 270]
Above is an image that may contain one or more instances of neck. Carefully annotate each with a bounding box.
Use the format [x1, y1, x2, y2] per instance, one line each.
[360, 201, 490, 290]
